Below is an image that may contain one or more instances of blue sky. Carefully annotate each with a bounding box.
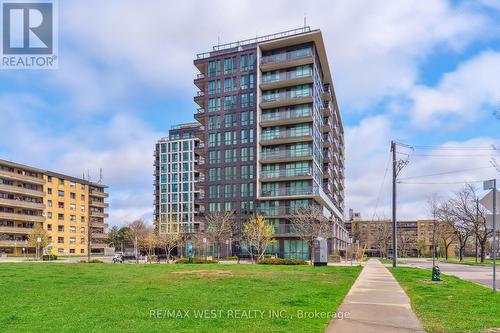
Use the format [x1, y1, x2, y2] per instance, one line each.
[0, 0, 499, 225]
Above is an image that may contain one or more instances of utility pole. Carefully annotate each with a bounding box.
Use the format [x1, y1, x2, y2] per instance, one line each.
[391, 141, 397, 268]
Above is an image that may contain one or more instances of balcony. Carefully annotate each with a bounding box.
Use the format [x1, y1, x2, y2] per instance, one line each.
[90, 221, 108, 228]
[260, 168, 312, 182]
[323, 133, 333, 148]
[260, 129, 313, 146]
[194, 91, 205, 106]
[0, 240, 29, 247]
[0, 212, 44, 223]
[260, 149, 313, 163]
[323, 150, 333, 162]
[260, 71, 313, 90]
[0, 184, 44, 198]
[0, 169, 45, 185]
[323, 117, 334, 133]
[194, 73, 205, 90]
[323, 84, 332, 101]
[260, 91, 313, 109]
[0, 198, 45, 210]
[92, 232, 108, 239]
[194, 107, 206, 121]
[260, 109, 313, 127]
[89, 200, 109, 208]
[90, 189, 108, 198]
[323, 167, 332, 179]
[260, 186, 318, 199]
[323, 100, 333, 117]
[0, 226, 35, 234]
[259, 206, 297, 218]
[260, 48, 314, 72]
[90, 211, 109, 218]
[194, 142, 206, 156]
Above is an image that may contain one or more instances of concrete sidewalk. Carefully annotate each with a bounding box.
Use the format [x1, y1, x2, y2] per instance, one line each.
[326, 259, 425, 333]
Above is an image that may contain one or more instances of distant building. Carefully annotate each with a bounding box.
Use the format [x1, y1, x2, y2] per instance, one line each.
[0, 159, 109, 256]
[346, 213, 455, 257]
[154, 123, 204, 234]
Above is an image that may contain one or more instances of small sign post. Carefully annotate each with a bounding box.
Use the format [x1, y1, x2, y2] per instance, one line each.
[483, 179, 497, 292]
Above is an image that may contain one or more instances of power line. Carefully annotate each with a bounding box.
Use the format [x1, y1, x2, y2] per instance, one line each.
[371, 153, 391, 221]
[410, 153, 495, 157]
[398, 166, 494, 181]
[397, 180, 485, 185]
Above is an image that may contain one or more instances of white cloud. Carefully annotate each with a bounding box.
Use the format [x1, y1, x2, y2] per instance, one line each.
[408, 51, 500, 127]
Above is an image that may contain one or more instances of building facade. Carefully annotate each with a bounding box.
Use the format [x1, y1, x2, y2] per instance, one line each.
[191, 27, 347, 259]
[346, 214, 455, 257]
[154, 123, 204, 234]
[0, 159, 109, 256]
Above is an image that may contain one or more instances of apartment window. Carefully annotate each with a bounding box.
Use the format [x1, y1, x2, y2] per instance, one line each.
[47, 212, 52, 219]
[59, 179, 64, 185]
[224, 58, 231, 74]
[80, 205, 85, 212]
[58, 248, 64, 253]
[58, 214, 64, 221]
[47, 176, 52, 183]
[58, 202, 64, 209]
[58, 225, 64, 232]
[81, 194, 85, 201]
[70, 192, 76, 199]
[69, 249, 75, 254]
[70, 215, 76, 222]
[47, 200, 52, 207]
[240, 54, 248, 72]
[69, 237, 76, 244]
[81, 216, 85, 223]
[47, 188, 52, 194]
[70, 204, 76, 211]
[80, 249, 84, 254]
[47, 224, 52, 231]
[80, 237, 85, 244]
[58, 190, 64, 197]
[70, 181, 76, 188]
[69, 226, 76, 233]
[80, 227, 85, 233]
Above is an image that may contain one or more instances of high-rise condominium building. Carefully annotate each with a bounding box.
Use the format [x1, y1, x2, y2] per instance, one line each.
[0, 159, 109, 256]
[191, 27, 347, 259]
[154, 123, 204, 234]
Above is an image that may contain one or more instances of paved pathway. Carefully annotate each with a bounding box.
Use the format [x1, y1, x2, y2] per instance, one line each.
[326, 259, 425, 333]
[403, 258, 498, 290]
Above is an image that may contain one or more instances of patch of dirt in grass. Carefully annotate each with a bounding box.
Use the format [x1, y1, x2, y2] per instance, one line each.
[417, 280, 447, 285]
[481, 328, 500, 333]
[173, 270, 234, 277]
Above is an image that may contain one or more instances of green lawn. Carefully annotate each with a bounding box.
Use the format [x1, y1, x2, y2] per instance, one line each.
[390, 267, 500, 333]
[378, 258, 406, 265]
[441, 257, 494, 266]
[0, 263, 361, 333]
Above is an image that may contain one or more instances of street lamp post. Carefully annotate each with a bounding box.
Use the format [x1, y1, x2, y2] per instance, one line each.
[483, 179, 497, 292]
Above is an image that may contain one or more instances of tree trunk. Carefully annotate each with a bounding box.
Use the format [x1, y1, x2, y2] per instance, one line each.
[445, 243, 450, 260]
[480, 243, 485, 263]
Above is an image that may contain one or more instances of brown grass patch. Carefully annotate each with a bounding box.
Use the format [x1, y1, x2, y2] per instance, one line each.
[172, 269, 234, 277]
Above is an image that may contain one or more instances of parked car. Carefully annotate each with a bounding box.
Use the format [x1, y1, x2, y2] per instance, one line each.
[113, 252, 124, 263]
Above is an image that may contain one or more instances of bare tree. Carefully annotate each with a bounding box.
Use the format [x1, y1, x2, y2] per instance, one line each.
[290, 205, 333, 264]
[397, 229, 417, 258]
[452, 185, 493, 263]
[203, 211, 235, 260]
[242, 215, 276, 263]
[128, 219, 148, 263]
[143, 228, 159, 262]
[371, 223, 391, 258]
[434, 213, 456, 260]
[443, 197, 473, 261]
[158, 232, 181, 263]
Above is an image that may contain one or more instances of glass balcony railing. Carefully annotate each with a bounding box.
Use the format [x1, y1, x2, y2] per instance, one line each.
[261, 48, 313, 65]
[261, 70, 312, 84]
[260, 168, 312, 179]
[260, 186, 319, 197]
[261, 90, 312, 104]
[260, 148, 312, 160]
[261, 129, 312, 141]
[261, 108, 312, 122]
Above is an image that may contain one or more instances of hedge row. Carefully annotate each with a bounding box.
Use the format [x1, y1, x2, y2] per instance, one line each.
[257, 258, 308, 265]
[175, 257, 219, 264]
